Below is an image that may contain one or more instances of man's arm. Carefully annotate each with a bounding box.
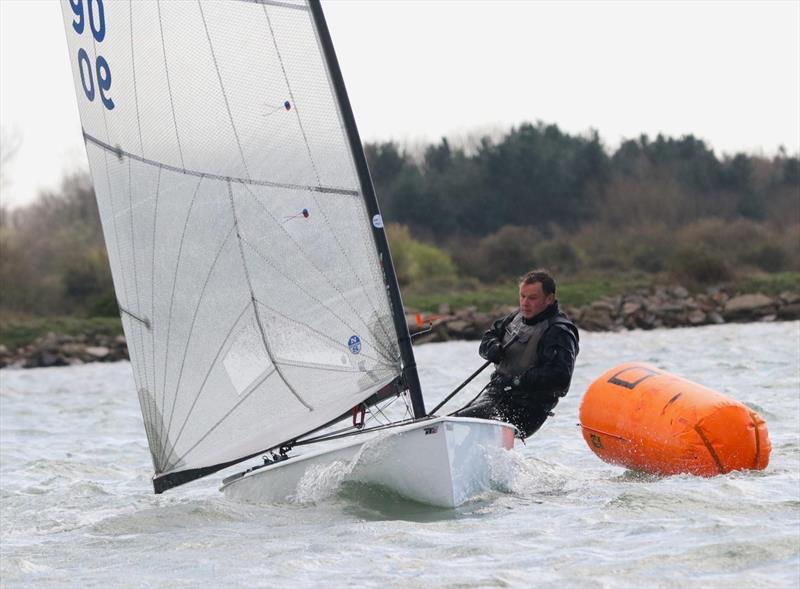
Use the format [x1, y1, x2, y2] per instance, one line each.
[518, 325, 578, 398]
[478, 314, 513, 363]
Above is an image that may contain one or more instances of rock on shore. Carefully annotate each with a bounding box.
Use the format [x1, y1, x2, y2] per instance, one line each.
[0, 332, 128, 370]
[2, 288, 798, 368]
[410, 288, 800, 343]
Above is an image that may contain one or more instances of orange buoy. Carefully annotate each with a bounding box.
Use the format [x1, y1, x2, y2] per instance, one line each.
[579, 362, 770, 476]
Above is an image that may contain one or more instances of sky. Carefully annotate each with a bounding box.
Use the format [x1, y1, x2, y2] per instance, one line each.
[1, 0, 798, 209]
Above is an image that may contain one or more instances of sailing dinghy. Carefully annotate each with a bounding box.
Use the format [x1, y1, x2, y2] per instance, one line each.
[61, 0, 516, 507]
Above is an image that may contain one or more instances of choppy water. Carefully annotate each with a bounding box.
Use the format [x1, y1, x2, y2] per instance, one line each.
[1, 322, 799, 588]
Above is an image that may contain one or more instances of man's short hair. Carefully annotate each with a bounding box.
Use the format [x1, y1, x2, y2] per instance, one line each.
[519, 269, 556, 296]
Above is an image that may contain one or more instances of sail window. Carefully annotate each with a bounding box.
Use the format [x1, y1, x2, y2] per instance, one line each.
[223, 321, 272, 396]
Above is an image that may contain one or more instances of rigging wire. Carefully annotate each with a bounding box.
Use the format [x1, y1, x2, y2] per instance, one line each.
[364, 395, 400, 426]
[292, 389, 420, 449]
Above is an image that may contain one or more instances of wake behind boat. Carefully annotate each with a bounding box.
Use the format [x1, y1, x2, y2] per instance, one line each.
[60, 0, 517, 507]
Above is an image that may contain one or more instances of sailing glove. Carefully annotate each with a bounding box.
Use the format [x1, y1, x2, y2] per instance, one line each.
[481, 338, 504, 363]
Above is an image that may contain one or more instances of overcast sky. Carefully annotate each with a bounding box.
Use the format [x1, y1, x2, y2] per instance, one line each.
[1, 0, 798, 208]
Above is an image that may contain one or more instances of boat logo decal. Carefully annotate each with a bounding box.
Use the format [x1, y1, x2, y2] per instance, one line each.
[348, 335, 362, 354]
[372, 214, 384, 228]
[424, 426, 438, 435]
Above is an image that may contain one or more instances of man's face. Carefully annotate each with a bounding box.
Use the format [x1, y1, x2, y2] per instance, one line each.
[519, 281, 555, 319]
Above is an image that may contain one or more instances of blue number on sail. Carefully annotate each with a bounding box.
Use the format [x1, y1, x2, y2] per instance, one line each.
[88, 0, 106, 42]
[70, 0, 113, 110]
[69, 0, 85, 34]
[96, 55, 114, 109]
[348, 335, 362, 355]
[78, 48, 95, 102]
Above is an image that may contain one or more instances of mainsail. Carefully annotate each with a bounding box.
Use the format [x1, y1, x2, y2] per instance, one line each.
[61, 0, 423, 492]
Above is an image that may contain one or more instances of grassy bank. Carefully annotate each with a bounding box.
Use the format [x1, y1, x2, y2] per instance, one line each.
[402, 275, 652, 312]
[0, 315, 123, 350]
[732, 272, 800, 297]
[402, 272, 800, 313]
[1, 272, 797, 349]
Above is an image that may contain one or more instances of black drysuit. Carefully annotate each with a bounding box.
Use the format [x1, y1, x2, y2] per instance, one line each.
[457, 302, 579, 438]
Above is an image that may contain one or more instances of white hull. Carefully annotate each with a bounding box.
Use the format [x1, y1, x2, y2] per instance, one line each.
[220, 417, 516, 508]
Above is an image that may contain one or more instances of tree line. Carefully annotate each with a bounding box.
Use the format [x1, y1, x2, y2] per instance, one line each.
[368, 123, 798, 237]
[1, 122, 798, 317]
[368, 123, 798, 286]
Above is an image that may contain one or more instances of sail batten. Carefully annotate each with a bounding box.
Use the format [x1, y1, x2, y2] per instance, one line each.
[238, 0, 310, 12]
[83, 133, 360, 195]
[63, 0, 408, 488]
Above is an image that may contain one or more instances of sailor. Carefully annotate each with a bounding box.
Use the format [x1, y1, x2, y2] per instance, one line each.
[456, 269, 579, 438]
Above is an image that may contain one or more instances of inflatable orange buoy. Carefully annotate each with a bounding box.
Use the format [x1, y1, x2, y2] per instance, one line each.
[579, 362, 770, 476]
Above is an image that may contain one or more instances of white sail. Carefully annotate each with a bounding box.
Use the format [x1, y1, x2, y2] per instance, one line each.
[61, 0, 401, 483]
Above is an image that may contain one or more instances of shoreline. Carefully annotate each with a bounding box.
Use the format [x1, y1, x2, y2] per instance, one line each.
[409, 287, 800, 343]
[2, 288, 798, 369]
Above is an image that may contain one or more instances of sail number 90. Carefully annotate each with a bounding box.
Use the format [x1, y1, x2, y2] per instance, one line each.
[69, 0, 114, 110]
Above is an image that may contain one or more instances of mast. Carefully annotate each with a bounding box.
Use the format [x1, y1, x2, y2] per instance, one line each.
[308, 0, 426, 418]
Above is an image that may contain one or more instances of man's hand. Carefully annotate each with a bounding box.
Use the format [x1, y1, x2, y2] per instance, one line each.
[481, 338, 504, 363]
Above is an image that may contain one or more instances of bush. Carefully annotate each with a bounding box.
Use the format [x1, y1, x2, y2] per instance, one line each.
[89, 292, 120, 317]
[533, 239, 584, 273]
[410, 242, 457, 281]
[670, 248, 733, 284]
[676, 218, 765, 256]
[386, 224, 414, 286]
[631, 244, 667, 273]
[741, 244, 790, 273]
[457, 225, 541, 283]
[571, 222, 675, 274]
[63, 248, 113, 308]
[386, 224, 457, 287]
